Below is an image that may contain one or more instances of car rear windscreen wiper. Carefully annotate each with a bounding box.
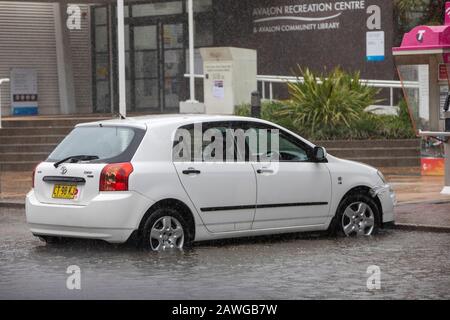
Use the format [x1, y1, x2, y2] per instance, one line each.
[54, 155, 99, 168]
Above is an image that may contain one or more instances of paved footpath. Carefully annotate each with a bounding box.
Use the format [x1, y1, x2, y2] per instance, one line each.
[395, 201, 450, 232]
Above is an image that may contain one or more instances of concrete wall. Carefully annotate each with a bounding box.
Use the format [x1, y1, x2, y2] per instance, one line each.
[0, 1, 92, 116]
[213, 0, 395, 83]
[0, 1, 60, 115]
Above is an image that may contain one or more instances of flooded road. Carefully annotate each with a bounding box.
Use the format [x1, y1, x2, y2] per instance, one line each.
[1, 208, 449, 299]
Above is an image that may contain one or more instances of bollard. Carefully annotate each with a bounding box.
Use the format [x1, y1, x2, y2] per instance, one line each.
[251, 91, 261, 118]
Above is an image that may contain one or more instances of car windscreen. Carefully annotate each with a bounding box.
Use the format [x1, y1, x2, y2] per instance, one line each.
[47, 126, 146, 163]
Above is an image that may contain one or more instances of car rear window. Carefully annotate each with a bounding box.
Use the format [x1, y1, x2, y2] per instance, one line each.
[47, 126, 145, 163]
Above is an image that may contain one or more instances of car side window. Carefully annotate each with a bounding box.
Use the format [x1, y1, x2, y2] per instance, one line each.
[231, 121, 312, 162]
[173, 122, 235, 162]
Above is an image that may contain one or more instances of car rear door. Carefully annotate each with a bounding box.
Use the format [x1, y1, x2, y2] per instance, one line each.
[173, 121, 257, 233]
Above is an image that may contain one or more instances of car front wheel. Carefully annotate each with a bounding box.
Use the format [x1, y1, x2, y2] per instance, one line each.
[335, 193, 380, 237]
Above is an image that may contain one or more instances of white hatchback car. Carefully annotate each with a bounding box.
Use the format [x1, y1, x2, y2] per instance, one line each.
[26, 115, 396, 251]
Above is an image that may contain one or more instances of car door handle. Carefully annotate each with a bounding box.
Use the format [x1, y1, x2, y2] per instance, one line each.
[257, 168, 274, 174]
[182, 169, 201, 175]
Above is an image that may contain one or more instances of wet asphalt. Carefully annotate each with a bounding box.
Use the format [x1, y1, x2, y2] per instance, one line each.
[0, 207, 449, 300]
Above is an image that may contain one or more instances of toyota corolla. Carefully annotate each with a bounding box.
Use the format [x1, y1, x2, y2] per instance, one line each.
[26, 115, 396, 251]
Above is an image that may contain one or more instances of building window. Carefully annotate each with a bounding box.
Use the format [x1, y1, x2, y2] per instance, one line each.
[93, 6, 110, 113]
[92, 0, 213, 114]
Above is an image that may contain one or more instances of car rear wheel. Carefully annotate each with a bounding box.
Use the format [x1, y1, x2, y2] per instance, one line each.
[334, 193, 380, 237]
[142, 208, 191, 251]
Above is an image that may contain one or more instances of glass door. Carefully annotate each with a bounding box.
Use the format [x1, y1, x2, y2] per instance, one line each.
[161, 22, 185, 111]
[133, 24, 160, 111]
[130, 20, 185, 113]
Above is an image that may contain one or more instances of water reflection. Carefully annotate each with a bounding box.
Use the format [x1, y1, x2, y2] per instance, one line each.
[1, 225, 450, 299]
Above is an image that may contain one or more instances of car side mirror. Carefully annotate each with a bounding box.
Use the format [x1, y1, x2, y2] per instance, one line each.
[313, 146, 327, 162]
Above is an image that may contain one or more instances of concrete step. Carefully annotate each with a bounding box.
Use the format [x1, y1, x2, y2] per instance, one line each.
[0, 126, 73, 136]
[0, 152, 49, 162]
[0, 144, 56, 153]
[0, 135, 65, 144]
[347, 156, 421, 168]
[316, 139, 420, 149]
[0, 161, 39, 172]
[328, 147, 420, 158]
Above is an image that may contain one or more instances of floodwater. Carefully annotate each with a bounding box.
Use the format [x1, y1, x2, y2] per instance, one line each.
[1, 208, 449, 299]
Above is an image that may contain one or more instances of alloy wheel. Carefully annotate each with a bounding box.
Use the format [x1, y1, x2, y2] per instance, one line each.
[341, 202, 375, 236]
[150, 216, 184, 251]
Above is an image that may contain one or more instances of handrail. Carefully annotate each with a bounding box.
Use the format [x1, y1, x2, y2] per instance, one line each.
[419, 130, 450, 137]
[0, 78, 10, 129]
[184, 73, 417, 106]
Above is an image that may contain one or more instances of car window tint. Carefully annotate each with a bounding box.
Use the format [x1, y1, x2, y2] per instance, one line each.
[48, 126, 136, 162]
[233, 121, 311, 162]
[173, 122, 234, 162]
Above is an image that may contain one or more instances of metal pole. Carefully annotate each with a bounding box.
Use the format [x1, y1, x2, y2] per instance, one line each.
[261, 81, 265, 100]
[251, 91, 261, 118]
[117, 0, 126, 118]
[0, 78, 10, 129]
[390, 87, 394, 107]
[188, 0, 196, 102]
[269, 82, 273, 102]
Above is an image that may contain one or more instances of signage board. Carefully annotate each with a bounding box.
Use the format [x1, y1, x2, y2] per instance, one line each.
[366, 31, 385, 61]
[10, 68, 38, 115]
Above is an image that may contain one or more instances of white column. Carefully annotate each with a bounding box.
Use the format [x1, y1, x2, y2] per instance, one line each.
[53, 3, 76, 114]
[188, 0, 196, 102]
[117, 0, 126, 118]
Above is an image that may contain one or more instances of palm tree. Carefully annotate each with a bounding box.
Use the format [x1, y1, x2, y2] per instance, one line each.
[394, 0, 446, 45]
[395, 0, 445, 25]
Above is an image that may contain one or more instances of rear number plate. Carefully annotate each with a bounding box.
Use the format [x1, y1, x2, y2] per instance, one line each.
[52, 185, 78, 200]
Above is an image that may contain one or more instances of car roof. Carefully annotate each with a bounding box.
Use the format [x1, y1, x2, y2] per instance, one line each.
[75, 114, 316, 148]
[76, 114, 270, 129]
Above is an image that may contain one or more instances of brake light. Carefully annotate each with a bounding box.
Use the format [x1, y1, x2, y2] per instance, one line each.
[99, 162, 133, 191]
[32, 163, 41, 188]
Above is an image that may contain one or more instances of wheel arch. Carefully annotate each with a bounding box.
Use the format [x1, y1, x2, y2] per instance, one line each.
[137, 198, 196, 241]
[337, 185, 383, 224]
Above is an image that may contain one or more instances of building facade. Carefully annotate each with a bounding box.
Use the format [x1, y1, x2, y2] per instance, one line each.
[0, 0, 404, 116]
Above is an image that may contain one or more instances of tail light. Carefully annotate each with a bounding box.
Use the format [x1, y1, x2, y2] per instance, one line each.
[99, 162, 133, 191]
[32, 163, 41, 188]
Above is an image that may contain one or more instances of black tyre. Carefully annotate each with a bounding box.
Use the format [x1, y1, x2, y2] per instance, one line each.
[142, 207, 192, 251]
[333, 193, 380, 237]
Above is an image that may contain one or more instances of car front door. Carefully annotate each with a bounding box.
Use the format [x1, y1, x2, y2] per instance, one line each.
[242, 122, 332, 230]
[173, 121, 257, 233]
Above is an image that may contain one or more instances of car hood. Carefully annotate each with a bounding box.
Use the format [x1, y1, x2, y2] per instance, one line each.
[326, 154, 379, 174]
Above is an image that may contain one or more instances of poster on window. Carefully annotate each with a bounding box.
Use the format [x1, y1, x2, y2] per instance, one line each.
[10, 68, 38, 115]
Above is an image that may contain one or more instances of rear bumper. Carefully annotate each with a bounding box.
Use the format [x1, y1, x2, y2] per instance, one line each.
[26, 190, 152, 243]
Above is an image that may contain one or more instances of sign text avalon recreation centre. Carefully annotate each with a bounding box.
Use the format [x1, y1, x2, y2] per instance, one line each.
[252, 1, 367, 33]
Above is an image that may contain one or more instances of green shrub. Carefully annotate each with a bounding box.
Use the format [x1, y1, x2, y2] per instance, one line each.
[235, 101, 296, 131]
[235, 66, 416, 140]
[276, 67, 381, 135]
[235, 99, 416, 140]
